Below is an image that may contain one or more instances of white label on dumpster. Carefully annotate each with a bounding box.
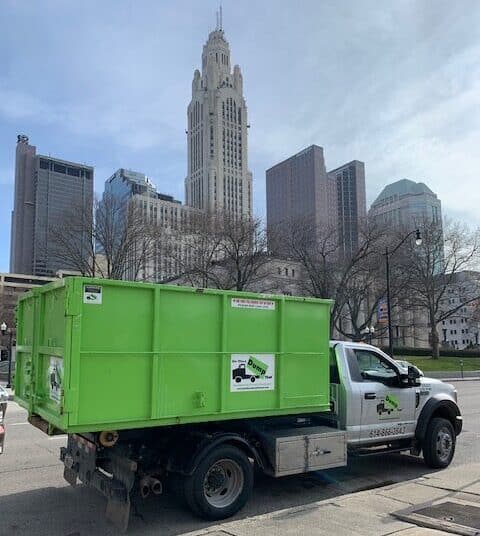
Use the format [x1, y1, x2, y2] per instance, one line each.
[231, 298, 275, 310]
[48, 356, 63, 403]
[231, 354, 275, 392]
[83, 285, 102, 304]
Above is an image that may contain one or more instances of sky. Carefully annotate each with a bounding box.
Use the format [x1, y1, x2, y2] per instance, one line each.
[1, 0, 479, 272]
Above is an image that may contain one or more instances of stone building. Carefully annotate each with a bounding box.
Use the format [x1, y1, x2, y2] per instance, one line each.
[185, 19, 253, 219]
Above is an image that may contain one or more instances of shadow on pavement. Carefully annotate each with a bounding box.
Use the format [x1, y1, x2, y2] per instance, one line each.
[0, 452, 438, 536]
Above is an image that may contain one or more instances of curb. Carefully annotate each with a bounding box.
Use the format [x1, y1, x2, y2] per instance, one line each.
[438, 376, 480, 382]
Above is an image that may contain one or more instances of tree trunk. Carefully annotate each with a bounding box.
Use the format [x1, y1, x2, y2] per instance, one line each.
[430, 313, 440, 360]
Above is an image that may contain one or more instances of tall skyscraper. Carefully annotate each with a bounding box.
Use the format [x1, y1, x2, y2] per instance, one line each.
[328, 160, 367, 257]
[10, 135, 94, 276]
[185, 17, 253, 218]
[266, 145, 336, 236]
[266, 145, 366, 257]
[368, 178, 442, 228]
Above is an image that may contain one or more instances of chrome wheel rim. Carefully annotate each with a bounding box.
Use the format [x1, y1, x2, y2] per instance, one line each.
[436, 427, 453, 462]
[203, 459, 244, 508]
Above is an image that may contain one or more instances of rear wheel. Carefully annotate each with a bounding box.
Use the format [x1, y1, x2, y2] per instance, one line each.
[183, 445, 253, 520]
[423, 417, 455, 468]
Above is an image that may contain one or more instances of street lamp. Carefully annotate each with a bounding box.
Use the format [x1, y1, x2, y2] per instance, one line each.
[385, 229, 422, 358]
[363, 325, 375, 345]
[0, 322, 13, 389]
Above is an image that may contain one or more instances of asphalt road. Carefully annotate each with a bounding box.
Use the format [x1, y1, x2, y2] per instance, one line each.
[1, 381, 479, 536]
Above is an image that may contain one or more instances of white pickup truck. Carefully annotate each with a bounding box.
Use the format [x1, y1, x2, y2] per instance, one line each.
[59, 340, 462, 530]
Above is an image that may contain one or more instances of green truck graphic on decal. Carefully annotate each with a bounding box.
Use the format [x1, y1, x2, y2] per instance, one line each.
[377, 393, 402, 418]
[231, 354, 274, 391]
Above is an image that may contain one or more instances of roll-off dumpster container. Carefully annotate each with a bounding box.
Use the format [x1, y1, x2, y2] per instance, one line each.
[15, 277, 332, 433]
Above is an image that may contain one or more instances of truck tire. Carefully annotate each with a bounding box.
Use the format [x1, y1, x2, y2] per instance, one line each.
[423, 417, 456, 468]
[183, 445, 253, 520]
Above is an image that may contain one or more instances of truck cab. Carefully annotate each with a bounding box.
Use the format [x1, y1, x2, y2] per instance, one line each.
[330, 341, 462, 466]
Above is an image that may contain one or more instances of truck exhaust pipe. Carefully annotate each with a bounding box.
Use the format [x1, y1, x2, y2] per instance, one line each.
[139, 477, 151, 499]
[148, 477, 163, 495]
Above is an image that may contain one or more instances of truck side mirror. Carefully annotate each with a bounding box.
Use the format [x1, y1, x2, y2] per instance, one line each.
[407, 365, 421, 386]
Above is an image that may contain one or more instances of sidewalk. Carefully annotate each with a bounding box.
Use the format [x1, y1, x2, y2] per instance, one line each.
[182, 463, 480, 536]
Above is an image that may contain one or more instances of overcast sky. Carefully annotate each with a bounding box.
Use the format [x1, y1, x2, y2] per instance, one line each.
[1, 0, 479, 271]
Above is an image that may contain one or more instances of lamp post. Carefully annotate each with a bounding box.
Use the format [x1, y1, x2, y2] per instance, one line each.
[0, 322, 13, 389]
[385, 229, 422, 358]
[363, 325, 375, 345]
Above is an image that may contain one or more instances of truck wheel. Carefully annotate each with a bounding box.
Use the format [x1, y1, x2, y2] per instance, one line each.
[235, 377, 241, 383]
[183, 445, 253, 520]
[423, 417, 456, 468]
[250, 376, 256, 383]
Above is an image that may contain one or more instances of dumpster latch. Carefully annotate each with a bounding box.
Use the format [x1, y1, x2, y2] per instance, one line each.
[195, 392, 206, 408]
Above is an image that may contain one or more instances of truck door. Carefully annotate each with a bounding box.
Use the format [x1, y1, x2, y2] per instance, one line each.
[352, 348, 416, 443]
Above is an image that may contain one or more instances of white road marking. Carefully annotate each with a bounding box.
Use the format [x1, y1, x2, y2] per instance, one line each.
[8, 422, 29, 426]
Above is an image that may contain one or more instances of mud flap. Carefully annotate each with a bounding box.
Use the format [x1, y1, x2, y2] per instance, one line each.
[106, 495, 131, 533]
[63, 466, 78, 487]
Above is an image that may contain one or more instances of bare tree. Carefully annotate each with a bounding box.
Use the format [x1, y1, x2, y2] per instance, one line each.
[169, 212, 272, 291]
[165, 210, 223, 287]
[213, 213, 271, 291]
[50, 194, 165, 280]
[279, 217, 389, 337]
[400, 218, 480, 358]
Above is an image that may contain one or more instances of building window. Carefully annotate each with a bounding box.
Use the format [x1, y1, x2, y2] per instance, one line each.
[53, 163, 66, 174]
[39, 159, 49, 170]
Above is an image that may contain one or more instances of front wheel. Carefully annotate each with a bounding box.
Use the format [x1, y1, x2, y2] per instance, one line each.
[183, 445, 254, 520]
[423, 417, 456, 468]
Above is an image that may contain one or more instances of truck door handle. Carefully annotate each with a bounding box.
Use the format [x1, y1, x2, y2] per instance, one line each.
[364, 392, 376, 400]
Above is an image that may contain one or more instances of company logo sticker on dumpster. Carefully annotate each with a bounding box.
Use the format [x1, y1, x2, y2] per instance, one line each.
[83, 285, 102, 304]
[48, 356, 63, 403]
[231, 298, 275, 310]
[231, 354, 275, 391]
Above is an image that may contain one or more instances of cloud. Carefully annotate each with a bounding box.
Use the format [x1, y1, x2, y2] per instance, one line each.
[1, 0, 479, 272]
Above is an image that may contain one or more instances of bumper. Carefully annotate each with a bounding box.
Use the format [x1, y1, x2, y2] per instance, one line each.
[60, 434, 137, 532]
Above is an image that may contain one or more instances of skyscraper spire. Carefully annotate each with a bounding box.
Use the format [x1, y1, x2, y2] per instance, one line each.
[215, 6, 223, 31]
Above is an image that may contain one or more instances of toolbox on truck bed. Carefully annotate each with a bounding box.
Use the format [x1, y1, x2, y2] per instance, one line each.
[15, 277, 332, 434]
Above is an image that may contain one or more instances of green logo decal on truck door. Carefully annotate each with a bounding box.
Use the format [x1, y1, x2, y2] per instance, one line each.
[231, 354, 275, 392]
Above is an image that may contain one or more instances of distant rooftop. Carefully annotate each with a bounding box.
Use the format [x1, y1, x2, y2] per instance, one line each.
[372, 178, 436, 206]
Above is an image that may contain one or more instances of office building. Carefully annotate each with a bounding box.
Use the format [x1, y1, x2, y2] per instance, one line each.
[185, 17, 253, 218]
[368, 178, 442, 228]
[328, 160, 367, 258]
[104, 169, 199, 281]
[266, 145, 336, 237]
[266, 145, 366, 257]
[10, 135, 94, 277]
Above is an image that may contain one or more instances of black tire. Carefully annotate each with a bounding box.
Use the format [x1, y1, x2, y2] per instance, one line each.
[235, 376, 241, 383]
[423, 417, 456, 468]
[250, 376, 256, 383]
[183, 445, 253, 520]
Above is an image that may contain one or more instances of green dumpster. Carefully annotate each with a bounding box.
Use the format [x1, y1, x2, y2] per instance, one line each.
[15, 277, 332, 433]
